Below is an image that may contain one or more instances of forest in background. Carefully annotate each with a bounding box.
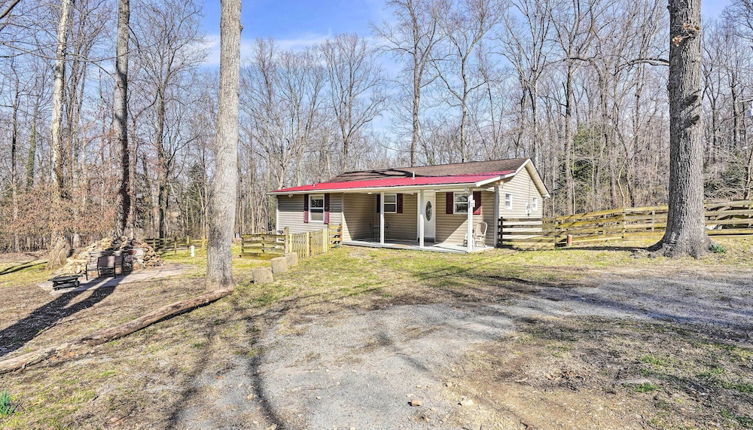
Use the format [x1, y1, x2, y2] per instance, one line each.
[0, 0, 751, 251]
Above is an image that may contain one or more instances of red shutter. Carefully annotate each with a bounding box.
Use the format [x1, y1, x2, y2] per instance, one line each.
[396, 194, 403, 213]
[375, 194, 381, 213]
[324, 194, 330, 224]
[303, 194, 309, 223]
[473, 191, 482, 215]
[445, 192, 453, 214]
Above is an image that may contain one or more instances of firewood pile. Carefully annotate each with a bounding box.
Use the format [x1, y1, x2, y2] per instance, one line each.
[57, 236, 162, 275]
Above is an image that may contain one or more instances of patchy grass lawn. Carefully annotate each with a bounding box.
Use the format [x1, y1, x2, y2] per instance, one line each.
[0, 236, 751, 428]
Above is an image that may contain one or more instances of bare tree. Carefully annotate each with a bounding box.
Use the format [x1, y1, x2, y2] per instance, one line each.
[132, 0, 203, 238]
[376, 0, 441, 166]
[206, 0, 241, 290]
[651, 0, 709, 257]
[435, 0, 502, 162]
[322, 34, 385, 168]
[115, 0, 131, 237]
[550, 0, 597, 213]
[47, 0, 74, 268]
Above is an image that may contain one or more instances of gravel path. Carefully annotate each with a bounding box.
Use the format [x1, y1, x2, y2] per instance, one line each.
[253, 270, 753, 429]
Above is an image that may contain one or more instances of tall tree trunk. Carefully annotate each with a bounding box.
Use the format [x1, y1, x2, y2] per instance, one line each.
[156, 89, 168, 238]
[51, 0, 72, 201]
[207, 0, 241, 290]
[26, 102, 38, 190]
[11, 74, 19, 252]
[48, 0, 73, 269]
[563, 63, 574, 214]
[652, 0, 709, 257]
[115, 0, 131, 237]
[410, 62, 421, 167]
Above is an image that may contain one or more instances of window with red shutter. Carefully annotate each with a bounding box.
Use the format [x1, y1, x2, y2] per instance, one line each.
[473, 191, 481, 215]
[303, 193, 309, 223]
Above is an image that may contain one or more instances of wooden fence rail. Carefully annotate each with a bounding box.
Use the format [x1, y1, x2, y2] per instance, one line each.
[499, 200, 753, 250]
[144, 237, 207, 254]
[240, 224, 343, 258]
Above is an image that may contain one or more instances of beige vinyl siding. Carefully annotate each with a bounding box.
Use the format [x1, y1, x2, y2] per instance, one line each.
[277, 193, 343, 233]
[436, 191, 495, 246]
[342, 193, 374, 241]
[499, 167, 543, 219]
[343, 193, 419, 241]
[482, 190, 496, 246]
[382, 193, 417, 240]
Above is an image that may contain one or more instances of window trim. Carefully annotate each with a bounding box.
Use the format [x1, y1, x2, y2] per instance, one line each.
[308, 194, 325, 223]
[505, 193, 513, 210]
[453, 192, 469, 215]
[383, 193, 397, 213]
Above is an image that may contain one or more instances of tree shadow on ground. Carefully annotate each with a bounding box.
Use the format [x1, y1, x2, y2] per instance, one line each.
[0, 261, 46, 277]
[551, 245, 646, 252]
[0, 277, 123, 358]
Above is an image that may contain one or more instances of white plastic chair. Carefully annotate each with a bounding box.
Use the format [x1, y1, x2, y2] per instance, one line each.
[464, 221, 488, 248]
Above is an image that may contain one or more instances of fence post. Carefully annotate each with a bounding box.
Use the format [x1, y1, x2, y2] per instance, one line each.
[174, 237, 177, 255]
[497, 217, 503, 247]
[305, 231, 311, 257]
[284, 227, 290, 254]
[322, 228, 328, 253]
[650, 210, 655, 232]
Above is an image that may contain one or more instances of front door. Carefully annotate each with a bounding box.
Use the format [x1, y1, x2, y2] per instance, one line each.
[423, 192, 436, 241]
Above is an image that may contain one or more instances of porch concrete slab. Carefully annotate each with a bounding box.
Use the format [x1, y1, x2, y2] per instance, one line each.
[343, 240, 492, 254]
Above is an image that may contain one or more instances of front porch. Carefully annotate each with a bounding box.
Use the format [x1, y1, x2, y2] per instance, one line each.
[343, 239, 493, 254]
[341, 187, 497, 253]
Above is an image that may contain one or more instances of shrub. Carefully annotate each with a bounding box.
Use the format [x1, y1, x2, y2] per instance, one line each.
[710, 243, 727, 254]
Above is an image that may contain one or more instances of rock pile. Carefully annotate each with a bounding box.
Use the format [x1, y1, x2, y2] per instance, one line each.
[57, 236, 162, 275]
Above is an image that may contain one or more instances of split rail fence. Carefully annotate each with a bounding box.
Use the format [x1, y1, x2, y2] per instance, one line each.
[499, 199, 753, 250]
[144, 237, 207, 254]
[241, 224, 342, 258]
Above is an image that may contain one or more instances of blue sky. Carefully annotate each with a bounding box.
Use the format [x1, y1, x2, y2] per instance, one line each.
[199, 0, 384, 38]
[198, 0, 384, 64]
[198, 0, 732, 66]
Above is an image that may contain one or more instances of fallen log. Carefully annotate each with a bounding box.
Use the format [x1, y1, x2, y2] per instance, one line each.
[0, 288, 233, 375]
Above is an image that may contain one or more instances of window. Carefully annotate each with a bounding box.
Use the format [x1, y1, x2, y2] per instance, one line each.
[309, 194, 324, 222]
[505, 193, 512, 210]
[383, 193, 397, 213]
[453, 192, 469, 214]
[532, 197, 538, 211]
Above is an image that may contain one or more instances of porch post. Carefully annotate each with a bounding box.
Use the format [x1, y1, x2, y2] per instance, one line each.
[380, 191, 385, 244]
[493, 185, 500, 248]
[467, 190, 474, 252]
[418, 190, 425, 248]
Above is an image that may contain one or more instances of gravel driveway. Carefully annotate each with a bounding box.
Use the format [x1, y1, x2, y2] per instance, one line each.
[252, 269, 753, 429]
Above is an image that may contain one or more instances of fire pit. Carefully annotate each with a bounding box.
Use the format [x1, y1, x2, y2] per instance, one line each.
[49, 275, 82, 290]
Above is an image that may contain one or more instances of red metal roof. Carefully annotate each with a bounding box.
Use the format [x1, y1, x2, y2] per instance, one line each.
[272, 171, 514, 193]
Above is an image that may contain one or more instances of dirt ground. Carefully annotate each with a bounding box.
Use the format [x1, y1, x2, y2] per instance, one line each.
[0, 240, 752, 429]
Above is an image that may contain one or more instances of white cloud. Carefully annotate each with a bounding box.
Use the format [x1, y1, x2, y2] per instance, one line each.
[198, 32, 334, 67]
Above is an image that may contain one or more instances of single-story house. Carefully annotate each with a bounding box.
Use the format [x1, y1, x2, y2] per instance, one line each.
[269, 158, 549, 253]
